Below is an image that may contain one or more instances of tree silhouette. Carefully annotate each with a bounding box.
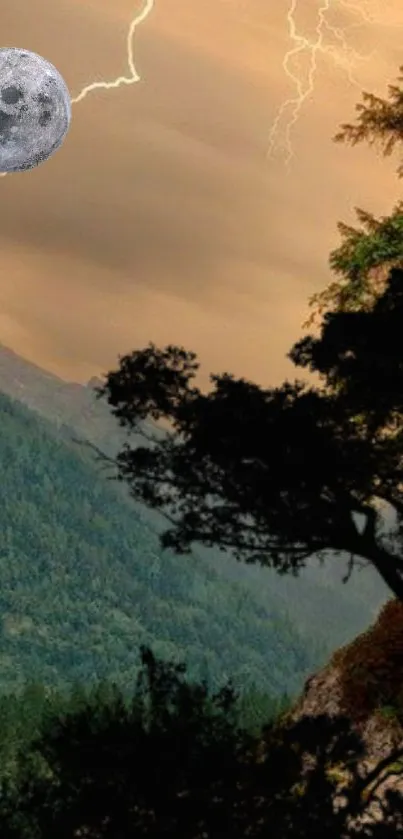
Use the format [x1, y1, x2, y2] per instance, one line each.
[93, 63, 403, 602]
[290, 267, 403, 432]
[1, 648, 402, 837]
[95, 280, 403, 600]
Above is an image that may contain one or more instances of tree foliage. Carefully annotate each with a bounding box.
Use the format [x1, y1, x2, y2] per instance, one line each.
[290, 267, 403, 432]
[97, 65, 403, 602]
[1, 648, 402, 838]
[98, 280, 403, 601]
[305, 204, 403, 326]
[307, 62, 403, 323]
[333, 66, 403, 174]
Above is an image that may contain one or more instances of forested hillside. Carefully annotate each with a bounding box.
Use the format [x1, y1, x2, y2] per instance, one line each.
[0, 344, 388, 657]
[0, 390, 326, 697]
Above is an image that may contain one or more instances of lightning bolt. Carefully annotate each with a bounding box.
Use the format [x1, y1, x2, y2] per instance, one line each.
[267, 0, 402, 173]
[0, 0, 154, 177]
[70, 0, 154, 104]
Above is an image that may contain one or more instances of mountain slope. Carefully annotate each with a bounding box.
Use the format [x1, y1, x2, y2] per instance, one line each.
[0, 389, 328, 697]
[0, 343, 389, 656]
[0, 343, 141, 453]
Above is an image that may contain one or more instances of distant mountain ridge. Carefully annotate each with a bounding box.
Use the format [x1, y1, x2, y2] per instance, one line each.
[0, 343, 139, 453]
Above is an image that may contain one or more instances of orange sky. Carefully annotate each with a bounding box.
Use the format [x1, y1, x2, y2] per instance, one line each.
[0, 0, 402, 388]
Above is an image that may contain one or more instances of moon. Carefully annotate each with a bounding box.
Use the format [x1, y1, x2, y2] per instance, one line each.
[0, 48, 71, 173]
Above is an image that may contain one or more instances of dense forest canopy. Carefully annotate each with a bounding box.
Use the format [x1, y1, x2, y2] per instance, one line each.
[0, 389, 330, 698]
[0, 647, 401, 838]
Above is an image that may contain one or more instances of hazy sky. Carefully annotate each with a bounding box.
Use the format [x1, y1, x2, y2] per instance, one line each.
[0, 0, 402, 387]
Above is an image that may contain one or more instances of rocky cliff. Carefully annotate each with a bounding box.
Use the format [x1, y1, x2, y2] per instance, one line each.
[284, 598, 403, 828]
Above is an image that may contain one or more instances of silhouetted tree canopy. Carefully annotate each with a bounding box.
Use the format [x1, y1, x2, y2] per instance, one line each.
[291, 267, 403, 431]
[97, 272, 403, 601]
[96, 64, 403, 603]
[1, 648, 402, 837]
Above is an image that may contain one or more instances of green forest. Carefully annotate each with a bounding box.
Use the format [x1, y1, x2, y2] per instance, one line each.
[0, 390, 325, 699]
[0, 649, 376, 839]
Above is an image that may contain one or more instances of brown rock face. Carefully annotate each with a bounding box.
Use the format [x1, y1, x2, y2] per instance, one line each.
[292, 599, 403, 741]
[286, 599, 403, 827]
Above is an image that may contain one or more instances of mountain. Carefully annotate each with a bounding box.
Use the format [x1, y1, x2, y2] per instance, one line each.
[0, 343, 147, 454]
[0, 343, 398, 832]
[0, 343, 389, 663]
[0, 387, 329, 698]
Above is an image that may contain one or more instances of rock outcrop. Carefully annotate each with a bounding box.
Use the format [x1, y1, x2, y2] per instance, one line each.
[284, 598, 403, 828]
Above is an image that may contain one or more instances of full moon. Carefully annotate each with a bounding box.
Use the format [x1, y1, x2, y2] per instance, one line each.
[0, 48, 71, 173]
